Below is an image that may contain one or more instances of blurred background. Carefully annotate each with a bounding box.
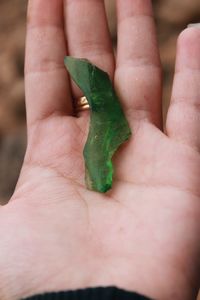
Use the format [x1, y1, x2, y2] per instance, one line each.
[0, 0, 199, 297]
[1, 0, 200, 204]
[0, 1, 200, 189]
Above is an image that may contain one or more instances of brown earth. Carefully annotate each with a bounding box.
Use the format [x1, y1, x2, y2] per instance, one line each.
[0, 1, 199, 296]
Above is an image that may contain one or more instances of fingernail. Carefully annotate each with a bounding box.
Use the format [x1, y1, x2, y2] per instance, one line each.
[187, 23, 200, 28]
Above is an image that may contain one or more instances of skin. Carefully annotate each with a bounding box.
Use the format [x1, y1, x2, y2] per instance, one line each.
[0, 0, 199, 299]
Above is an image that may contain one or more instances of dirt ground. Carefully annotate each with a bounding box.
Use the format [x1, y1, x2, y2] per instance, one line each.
[0, 0, 199, 298]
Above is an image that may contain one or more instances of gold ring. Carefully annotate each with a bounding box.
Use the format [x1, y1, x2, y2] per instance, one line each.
[75, 96, 90, 112]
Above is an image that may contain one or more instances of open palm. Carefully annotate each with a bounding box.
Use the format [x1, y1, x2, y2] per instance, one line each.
[0, 1, 200, 300]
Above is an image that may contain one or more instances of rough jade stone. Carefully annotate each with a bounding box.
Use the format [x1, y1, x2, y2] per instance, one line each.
[64, 57, 131, 193]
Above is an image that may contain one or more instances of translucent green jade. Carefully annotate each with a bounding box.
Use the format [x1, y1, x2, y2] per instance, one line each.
[64, 57, 131, 193]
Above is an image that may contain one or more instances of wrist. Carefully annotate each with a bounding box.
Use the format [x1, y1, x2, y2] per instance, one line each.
[88, 258, 199, 300]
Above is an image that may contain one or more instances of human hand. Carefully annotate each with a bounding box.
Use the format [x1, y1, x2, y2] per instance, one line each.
[0, 1, 199, 299]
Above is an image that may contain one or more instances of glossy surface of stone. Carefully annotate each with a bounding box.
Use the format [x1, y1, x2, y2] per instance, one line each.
[64, 57, 131, 193]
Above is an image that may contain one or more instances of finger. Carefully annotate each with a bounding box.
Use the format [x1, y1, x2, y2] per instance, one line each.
[166, 27, 200, 152]
[64, 0, 115, 101]
[25, 0, 73, 128]
[115, 0, 162, 128]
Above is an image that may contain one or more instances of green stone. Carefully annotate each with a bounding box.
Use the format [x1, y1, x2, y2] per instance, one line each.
[64, 57, 131, 193]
